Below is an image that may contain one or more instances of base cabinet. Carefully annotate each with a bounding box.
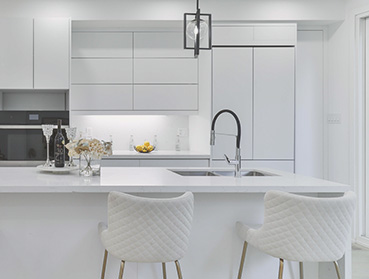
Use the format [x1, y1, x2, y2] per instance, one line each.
[101, 158, 209, 168]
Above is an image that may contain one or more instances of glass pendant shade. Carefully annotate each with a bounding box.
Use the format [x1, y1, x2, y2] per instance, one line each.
[186, 19, 208, 41]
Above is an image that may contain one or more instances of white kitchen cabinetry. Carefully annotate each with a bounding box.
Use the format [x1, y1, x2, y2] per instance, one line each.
[0, 19, 33, 89]
[212, 48, 253, 160]
[134, 59, 197, 84]
[101, 159, 209, 167]
[213, 24, 296, 46]
[134, 32, 192, 58]
[253, 47, 295, 160]
[134, 85, 197, 111]
[71, 85, 133, 110]
[72, 32, 132, 58]
[34, 18, 69, 89]
[211, 160, 294, 172]
[72, 59, 132, 84]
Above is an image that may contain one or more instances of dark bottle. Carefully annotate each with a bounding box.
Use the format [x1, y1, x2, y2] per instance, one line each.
[54, 119, 65, 167]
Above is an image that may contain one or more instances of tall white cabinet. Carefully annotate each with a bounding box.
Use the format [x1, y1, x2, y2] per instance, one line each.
[212, 24, 296, 172]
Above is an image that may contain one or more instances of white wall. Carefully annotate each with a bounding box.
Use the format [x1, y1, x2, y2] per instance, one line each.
[0, 0, 345, 21]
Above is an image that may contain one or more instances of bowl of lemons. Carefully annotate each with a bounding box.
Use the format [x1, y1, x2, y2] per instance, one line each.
[134, 141, 155, 153]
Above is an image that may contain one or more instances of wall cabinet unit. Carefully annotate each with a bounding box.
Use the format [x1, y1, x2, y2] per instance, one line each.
[212, 48, 253, 160]
[0, 18, 70, 90]
[0, 19, 33, 89]
[34, 18, 69, 89]
[212, 24, 297, 46]
[71, 85, 133, 110]
[212, 46, 295, 165]
[71, 30, 198, 114]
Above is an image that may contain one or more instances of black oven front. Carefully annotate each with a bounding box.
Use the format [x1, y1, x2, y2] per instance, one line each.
[0, 111, 69, 165]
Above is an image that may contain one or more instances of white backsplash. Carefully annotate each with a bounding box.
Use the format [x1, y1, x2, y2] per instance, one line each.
[70, 114, 189, 151]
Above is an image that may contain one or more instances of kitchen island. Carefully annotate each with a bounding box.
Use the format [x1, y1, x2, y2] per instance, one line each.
[0, 167, 351, 279]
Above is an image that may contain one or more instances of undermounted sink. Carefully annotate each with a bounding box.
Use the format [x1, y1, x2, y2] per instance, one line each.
[169, 169, 275, 177]
[170, 170, 219, 176]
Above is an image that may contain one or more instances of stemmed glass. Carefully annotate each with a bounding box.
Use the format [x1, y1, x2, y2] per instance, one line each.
[65, 127, 77, 167]
[41, 124, 54, 167]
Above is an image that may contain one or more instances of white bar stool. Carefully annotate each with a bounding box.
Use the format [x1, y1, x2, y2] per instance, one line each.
[98, 191, 194, 279]
[236, 190, 355, 279]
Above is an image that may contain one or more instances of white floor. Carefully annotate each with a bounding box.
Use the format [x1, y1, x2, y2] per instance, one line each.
[353, 245, 369, 279]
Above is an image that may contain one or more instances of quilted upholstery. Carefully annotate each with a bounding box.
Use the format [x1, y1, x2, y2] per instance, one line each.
[237, 191, 355, 262]
[99, 192, 194, 263]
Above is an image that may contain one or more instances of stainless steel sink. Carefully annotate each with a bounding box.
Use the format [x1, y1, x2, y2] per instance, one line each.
[170, 169, 275, 177]
[214, 170, 274, 176]
[170, 170, 219, 176]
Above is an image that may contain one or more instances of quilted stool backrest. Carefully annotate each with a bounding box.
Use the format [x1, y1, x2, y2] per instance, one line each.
[101, 191, 194, 263]
[254, 191, 355, 262]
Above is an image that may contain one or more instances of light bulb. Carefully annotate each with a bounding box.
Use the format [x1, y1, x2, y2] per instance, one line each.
[186, 19, 208, 41]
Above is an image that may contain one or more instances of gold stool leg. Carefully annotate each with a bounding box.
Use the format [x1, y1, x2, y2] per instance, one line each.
[237, 241, 248, 279]
[333, 261, 342, 279]
[118, 260, 125, 279]
[175, 260, 183, 279]
[278, 259, 284, 279]
[299, 262, 304, 279]
[162, 262, 167, 279]
[101, 250, 108, 279]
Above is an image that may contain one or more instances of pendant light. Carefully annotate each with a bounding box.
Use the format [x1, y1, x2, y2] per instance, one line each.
[184, 0, 212, 57]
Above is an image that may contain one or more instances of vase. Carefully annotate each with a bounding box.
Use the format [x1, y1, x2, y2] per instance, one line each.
[79, 153, 93, 177]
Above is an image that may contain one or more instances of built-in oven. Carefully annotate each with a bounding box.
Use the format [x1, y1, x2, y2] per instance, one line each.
[0, 111, 69, 166]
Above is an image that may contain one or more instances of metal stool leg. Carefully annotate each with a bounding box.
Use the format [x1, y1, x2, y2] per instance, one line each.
[333, 261, 342, 279]
[101, 250, 108, 279]
[175, 260, 183, 279]
[118, 260, 125, 279]
[162, 262, 167, 279]
[278, 259, 284, 279]
[299, 262, 304, 279]
[237, 241, 248, 279]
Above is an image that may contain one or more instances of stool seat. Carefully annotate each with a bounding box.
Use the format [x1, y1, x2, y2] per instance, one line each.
[98, 191, 194, 279]
[235, 191, 355, 279]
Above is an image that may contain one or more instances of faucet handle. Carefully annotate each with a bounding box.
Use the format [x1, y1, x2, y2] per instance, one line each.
[224, 154, 231, 164]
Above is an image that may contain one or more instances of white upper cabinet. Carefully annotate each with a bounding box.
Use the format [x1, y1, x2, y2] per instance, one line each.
[72, 59, 132, 84]
[134, 32, 192, 58]
[213, 24, 297, 46]
[253, 47, 295, 160]
[212, 48, 253, 160]
[0, 19, 33, 89]
[134, 59, 197, 84]
[72, 32, 132, 58]
[34, 18, 70, 89]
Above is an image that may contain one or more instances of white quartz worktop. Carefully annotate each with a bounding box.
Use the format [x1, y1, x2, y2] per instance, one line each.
[108, 150, 210, 159]
[0, 167, 350, 193]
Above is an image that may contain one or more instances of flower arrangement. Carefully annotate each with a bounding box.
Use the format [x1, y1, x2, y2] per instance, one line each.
[66, 138, 111, 176]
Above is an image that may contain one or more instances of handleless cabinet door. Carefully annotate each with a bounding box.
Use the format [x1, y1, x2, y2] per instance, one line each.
[212, 48, 253, 159]
[34, 18, 70, 89]
[253, 47, 295, 159]
[0, 19, 33, 89]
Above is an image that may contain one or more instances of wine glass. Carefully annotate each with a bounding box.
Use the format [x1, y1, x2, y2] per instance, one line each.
[65, 127, 77, 167]
[41, 124, 54, 167]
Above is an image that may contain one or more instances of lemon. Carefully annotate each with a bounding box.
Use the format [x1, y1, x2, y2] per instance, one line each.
[144, 141, 150, 147]
[148, 145, 153, 152]
[136, 145, 143, 152]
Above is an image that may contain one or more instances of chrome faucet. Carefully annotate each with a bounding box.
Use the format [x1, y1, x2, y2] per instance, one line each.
[210, 109, 242, 178]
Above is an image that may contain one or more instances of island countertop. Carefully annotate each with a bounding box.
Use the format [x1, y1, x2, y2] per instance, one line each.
[0, 167, 350, 193]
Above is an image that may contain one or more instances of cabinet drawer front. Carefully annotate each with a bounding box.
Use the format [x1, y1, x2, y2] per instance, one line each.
[34, 18, 70, 89]
[71, 85, 133, 110]
[72, 32, 133, 58]
[72, 59, 132, 84]
[134, 85, 198, 111]
[134, 59, 198, 84]
[134, 32, 192, 58]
